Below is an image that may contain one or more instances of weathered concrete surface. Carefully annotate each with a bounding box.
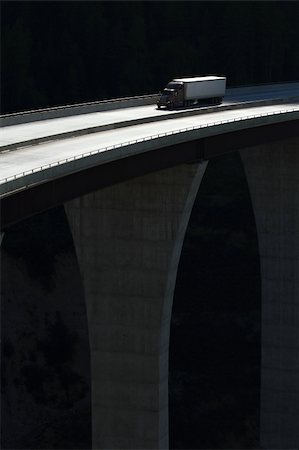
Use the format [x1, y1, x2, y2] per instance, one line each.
[65, 161, 208, 449]
[240, 137, 299, 448]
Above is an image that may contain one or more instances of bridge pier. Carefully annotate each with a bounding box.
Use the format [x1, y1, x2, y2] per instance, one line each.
[240, 137, 299, 448]
[65, 162, 207, 449]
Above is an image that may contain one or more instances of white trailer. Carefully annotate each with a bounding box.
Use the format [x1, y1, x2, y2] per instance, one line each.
[157, 75, 226, 109]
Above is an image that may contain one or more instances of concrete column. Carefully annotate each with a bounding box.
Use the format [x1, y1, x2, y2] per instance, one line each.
[240, 137, 299, 448]
[65, 162, 208, 449]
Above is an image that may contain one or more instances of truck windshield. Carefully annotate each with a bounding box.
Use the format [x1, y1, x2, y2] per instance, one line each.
[166, 83, 180, 90]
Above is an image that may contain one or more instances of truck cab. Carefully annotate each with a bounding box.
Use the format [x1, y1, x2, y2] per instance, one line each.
[157, 82, 184, 109]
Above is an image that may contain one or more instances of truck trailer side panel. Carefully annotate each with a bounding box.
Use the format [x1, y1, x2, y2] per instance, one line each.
[181, 79, 226, 100]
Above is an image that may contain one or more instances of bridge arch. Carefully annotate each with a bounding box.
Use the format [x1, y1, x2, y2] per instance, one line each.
[169, 151, 261, 448]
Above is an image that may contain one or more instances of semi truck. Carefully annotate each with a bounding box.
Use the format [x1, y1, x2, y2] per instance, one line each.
[157, 76, 226, 109]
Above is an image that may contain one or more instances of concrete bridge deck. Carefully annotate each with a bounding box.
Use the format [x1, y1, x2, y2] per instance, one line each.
[1, 82, 299, 151]
[1, 101, 298, 197]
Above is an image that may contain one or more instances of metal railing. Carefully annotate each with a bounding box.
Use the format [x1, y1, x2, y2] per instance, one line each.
[0, 94, 159, 127]
[1, 107, 298, 187]
[1, 80, 299, 127]
[0, 94, 159, 119]
[2, 80, 298, 118]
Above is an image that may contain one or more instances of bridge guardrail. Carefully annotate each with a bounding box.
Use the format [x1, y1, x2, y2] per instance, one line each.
[2, 96, 298, 153]
[1, 106, 298, 191]
[0, 94, 159, 127]
[1, 80, 299, 127]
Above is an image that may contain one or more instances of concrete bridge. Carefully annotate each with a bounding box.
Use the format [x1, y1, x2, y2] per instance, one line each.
[1, 83, 299, 449]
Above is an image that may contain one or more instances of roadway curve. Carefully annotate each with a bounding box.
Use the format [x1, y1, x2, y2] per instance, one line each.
[1, 82, 299, 151]
[0, 83, 299, 228]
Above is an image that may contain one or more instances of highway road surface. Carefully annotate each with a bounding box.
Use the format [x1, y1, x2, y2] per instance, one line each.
[1, 101, 298, 192]
[1, 83, 299, 151]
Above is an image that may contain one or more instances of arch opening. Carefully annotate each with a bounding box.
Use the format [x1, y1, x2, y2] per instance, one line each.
[169, 152, 261, 449]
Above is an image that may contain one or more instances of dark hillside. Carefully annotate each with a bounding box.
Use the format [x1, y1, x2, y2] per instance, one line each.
[1, 1, 298, 113]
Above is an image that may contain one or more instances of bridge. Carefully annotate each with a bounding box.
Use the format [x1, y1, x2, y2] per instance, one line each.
[1, 83, 299, 449]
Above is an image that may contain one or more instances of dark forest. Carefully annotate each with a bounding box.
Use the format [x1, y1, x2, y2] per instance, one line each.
[2, 1, 299, 113]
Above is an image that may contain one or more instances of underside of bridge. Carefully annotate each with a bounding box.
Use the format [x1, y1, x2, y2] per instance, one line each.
[64, 134, 298, 449]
